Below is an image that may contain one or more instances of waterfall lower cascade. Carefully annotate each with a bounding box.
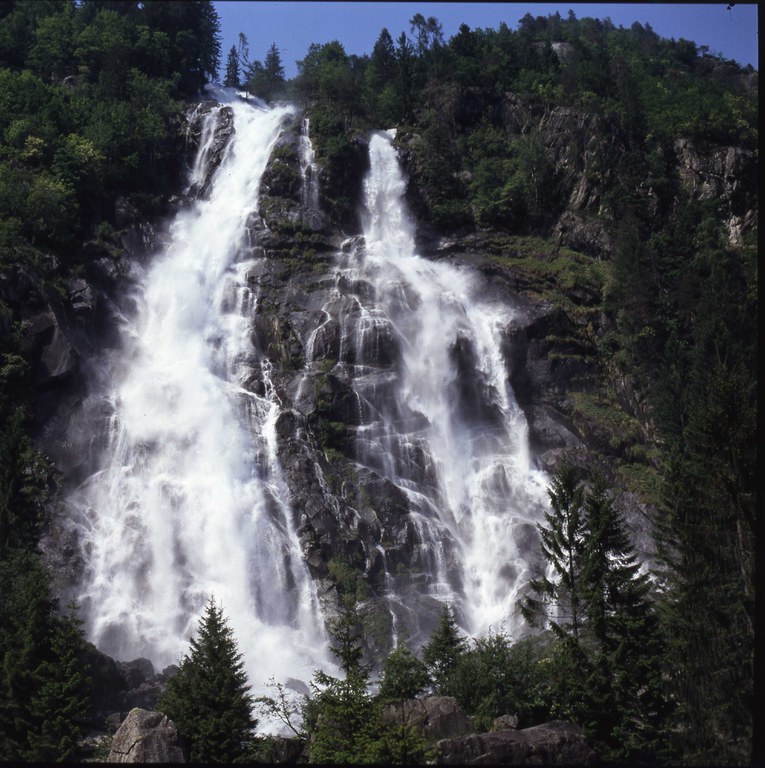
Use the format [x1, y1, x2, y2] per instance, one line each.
[327, 131, 551, 639]
[63, 93, 332, 694]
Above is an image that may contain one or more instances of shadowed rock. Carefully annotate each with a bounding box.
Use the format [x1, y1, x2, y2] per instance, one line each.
[437, 719, 597, 765]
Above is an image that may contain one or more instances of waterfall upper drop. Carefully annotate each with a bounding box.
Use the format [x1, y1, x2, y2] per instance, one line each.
[62, 94, 331, 690]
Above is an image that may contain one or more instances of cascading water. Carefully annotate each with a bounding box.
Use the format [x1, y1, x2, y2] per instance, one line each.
[299, 118, 320, 211]
[58, 95, 550, 710]
[326, 131, 550, 639]
[63, 92, 332, 696]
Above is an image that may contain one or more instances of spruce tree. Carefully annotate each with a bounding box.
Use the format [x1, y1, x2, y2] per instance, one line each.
[422, 604, 467, 695]
[157, 598, 257, 763]
[305, 597, 379, 764]
[223, 44, 239, 88]
[522, 464, 672, 760]
[521, 460, 586, 642]
[26, 606, 91, 762]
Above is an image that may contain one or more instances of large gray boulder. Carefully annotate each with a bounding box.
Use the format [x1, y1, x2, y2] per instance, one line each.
[380, 696, 474, 742]
[106, 707, 186, 763]
[437, 720, 597, 765]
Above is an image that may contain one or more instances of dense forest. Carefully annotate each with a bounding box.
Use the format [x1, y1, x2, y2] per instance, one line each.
[0, 1, 757, 764]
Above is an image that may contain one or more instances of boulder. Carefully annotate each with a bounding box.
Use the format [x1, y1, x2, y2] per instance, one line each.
[106, 707, 187, 763]
[437, 719, 597, 765]
[22, 309, 77, 387]
[380, 696, 473, 742]
[492, 713, 519, 730]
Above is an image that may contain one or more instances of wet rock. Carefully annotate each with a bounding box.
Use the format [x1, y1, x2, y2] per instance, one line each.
[118, 658, 155, 690]
[184, 103, 235, 198]
[266, 736, 306, 763]
[22, 309, 77, 387]
[106, 707, 187, 763]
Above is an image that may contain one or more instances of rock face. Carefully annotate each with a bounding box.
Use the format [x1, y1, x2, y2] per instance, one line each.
[437, 720, 597, 765]
[106, 707, 186, 763]
[380, 696, 474, 742]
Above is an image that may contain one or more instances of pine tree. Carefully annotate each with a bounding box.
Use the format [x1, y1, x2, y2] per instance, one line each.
[422, 604, 467, 695]
[521, 460, 586, 642]
[305, 597, 379, 764]
[26, 605, 91, 762]
[157, 598, 257, 763]
[223, 44, 239, 87]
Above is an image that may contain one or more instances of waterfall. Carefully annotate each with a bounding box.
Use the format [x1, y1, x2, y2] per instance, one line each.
[58, 96, 550, 707]
[299, 117, 320, 211]
[333, 132, 550, 639]
[63, 92, 332, 695]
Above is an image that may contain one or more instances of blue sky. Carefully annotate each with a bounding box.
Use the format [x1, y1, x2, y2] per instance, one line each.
[214, 2, 758, 79]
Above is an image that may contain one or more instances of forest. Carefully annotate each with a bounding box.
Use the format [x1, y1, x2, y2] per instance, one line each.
[0, 1, 757, 764]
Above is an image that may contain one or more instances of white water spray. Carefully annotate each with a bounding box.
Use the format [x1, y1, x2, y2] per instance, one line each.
[339, 132, 550, 637]
[65, 93, 331, 695]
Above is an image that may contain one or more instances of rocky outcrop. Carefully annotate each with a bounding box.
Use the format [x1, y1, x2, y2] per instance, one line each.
[673, 137, 757, 246]
[381, 696, 474, 742]
[106, 708, 187, 763]
[437, 720, 597, 765]
[183, 101, 235, 198]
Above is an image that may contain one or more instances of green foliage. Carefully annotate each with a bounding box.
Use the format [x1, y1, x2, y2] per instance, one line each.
[157, 598, 257, 763]
[223, 44, 239, 88]
[304, 599, 379, 763]
[25, 604, 92, 762]
[245, 42, 285, 101]
[521, 460, 586, 641]
[378, 638, 428, 702]
[421, 604, 467, 695]
[0, 553, 91, 762]
[449, 633, 552, 732]
[524, 463, 673, 761]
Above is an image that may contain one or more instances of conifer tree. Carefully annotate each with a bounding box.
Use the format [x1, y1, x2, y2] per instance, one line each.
[26, 606, 91, 762]
[304, 597, 379, 763]
[523, 464, 670, 761]
[521, 460, 586, 642]
[378, 637, 429, 702]
[422, 604, 467, 695]
[223, 44, 239, 87]
[157, 598, 257, 763]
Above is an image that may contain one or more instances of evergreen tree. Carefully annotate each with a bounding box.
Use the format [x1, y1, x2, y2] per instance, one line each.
[0, 553, 91, 762]
[223, 44, 238, 87]
[378, 637, 429, 702]
[26, 606, 91, 762]
[422, 604, 467, 695]
[246, 42, 284, 101]
[157, 598, 257, 763]
[521, 460, 586, 642]
[304, 597, 378, 763]
[523, 464, 671, 761]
